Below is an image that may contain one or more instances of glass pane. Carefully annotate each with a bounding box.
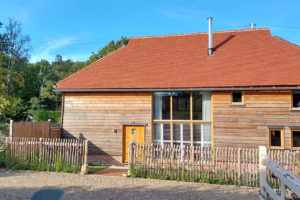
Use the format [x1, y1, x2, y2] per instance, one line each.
[193, 92, 211, 120]
[153, 124, 161, 141]
[173, 123, 190, 143]
[153, 92, 170, 119]
[293, 93, 300, 108]
[270, 130, 281, 147]
[232, 92, 242, 103]
[203, 124, 211, 142]
[182, 124, 190, 142]
[154, 123, 170, 141]
[193, 92, 202, 120]
[163, 124, 171, 140]
[193, 123, 211, 143]
[292, 130, 300, 147]
[172, 92, 190, 120]
[173, 124, 181, 142]
[193, 124, 201, 142]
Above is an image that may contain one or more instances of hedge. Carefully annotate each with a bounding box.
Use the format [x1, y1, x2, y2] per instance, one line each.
[28, 110, 61, 123]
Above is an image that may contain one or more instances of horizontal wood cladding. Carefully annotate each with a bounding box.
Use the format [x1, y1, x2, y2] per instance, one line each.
[213, 90, 300, 149]
[62, 92, 152, 155]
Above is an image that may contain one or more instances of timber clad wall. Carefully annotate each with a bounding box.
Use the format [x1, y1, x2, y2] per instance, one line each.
[62, 92, 152, 155]
[213, 90, 300, 148]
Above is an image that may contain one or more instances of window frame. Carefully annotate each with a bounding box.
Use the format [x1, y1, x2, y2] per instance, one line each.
[291, 92, 300, 110]
[268, 128, 284, 149]
[152, 91, 212, 148]
[231, 91, 244, 105]
[291, 129, 300, 150]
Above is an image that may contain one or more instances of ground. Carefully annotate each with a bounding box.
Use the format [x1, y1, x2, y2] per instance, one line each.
[0, 169, 259, 200]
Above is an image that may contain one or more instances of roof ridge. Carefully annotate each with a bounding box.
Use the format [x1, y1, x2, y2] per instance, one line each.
[56, 45, 127, 88]
[130, 28, 270, 39]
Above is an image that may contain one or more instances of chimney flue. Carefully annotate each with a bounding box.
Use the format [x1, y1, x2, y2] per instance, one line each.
[208, 17, 213, 56]
[250, 22, 256, 29]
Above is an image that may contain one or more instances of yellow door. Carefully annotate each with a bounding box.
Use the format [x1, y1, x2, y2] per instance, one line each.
[122, 125, 145, 163]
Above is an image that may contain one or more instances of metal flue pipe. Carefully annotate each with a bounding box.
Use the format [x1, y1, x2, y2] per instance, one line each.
[208, 17, 213, 56]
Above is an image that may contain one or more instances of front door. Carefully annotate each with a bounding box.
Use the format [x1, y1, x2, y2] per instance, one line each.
[122, 125, 145, 163]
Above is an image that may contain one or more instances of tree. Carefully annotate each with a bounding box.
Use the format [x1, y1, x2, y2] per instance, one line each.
[86, 36, 129, 64]
[3, 18, 30, 95]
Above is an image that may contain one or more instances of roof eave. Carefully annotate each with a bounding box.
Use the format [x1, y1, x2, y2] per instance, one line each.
[54, 86, 300, 92]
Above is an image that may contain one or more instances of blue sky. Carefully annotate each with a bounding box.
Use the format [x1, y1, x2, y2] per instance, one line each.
[1, 0, 300, 63]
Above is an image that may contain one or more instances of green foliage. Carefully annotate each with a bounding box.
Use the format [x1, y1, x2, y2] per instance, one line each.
[87, 36, 129, 64]
[27, 110, 61, 123]
[0, 95, 26, 122]
[130, 166, 236, 186]
[0, 145, 80, 173]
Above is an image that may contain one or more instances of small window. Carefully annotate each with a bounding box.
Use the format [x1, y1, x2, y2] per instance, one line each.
[131, 129, 136, 135]
[232, 92, 243, 104]
[291, 130, 300, 149]
[292, 93, 300, 109]
[269, 129, 284, 149]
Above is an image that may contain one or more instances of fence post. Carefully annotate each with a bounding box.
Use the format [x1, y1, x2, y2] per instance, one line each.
[237, 147, 241, 185]
[128, 141, 135, 176]
[259, 146, 267, 200]
[9, 120, 13, 137]
[39, 138, 42, 162]
[80, 140, 89, 175]
[295, 152, 300, 178]
[48, 119, 52, 138]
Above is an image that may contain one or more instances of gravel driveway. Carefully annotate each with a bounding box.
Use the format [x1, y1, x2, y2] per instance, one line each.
[0, 169, 259, 200]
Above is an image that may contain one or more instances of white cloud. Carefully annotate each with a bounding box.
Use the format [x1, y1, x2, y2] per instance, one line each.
[30, 37, 77, 63]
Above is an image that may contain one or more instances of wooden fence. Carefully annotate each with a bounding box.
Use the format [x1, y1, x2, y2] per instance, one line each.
[128, 143, 300, 187]
[10, 121, 61, 138]
[4, 137, 88, 174]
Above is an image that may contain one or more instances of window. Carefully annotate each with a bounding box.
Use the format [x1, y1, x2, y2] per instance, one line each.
[173, 123, 190, 146]
[153, 92, 170, 119]
[172, 92, 190, 120]
[269, 129, 284, 149]
[193, 123, 211, 147]
[193, 92, 211, 120]
[291, 130, 300, 150]
[232, 92, 243, 104]
[153, 91, 212, 147]
[153, 123, 171, 145]
[292, 93, 300, 109]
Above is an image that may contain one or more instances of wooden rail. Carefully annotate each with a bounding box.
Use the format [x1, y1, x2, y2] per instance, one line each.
[259, 146, 300, 200]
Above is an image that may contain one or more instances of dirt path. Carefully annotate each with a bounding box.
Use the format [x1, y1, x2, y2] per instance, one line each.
[0, 169, 259, 200]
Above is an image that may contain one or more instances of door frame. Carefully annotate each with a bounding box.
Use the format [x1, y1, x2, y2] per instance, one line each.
[122, 124, 146, 163]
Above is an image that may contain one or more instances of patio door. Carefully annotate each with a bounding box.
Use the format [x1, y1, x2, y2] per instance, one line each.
[122, 125, 145, 163]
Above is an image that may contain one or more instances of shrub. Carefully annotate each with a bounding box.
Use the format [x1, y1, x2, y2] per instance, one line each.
[28, 110, 61, 123]
[129, 166, 236, 186]
[0, 144, 80, 174]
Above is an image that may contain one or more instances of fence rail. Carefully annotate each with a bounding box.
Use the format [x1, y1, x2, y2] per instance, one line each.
[260, 146, 300, 200]
[3, 137, 88, 173]
[129, 143, 300, 187]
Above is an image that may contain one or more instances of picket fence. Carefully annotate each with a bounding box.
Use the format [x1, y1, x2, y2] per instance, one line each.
[4, 137, 88, 173]
[129, 143, 300, 187]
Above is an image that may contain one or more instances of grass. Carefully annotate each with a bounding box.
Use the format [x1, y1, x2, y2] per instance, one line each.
[129, 166, 238, 186]
[88, 165, 108, 174]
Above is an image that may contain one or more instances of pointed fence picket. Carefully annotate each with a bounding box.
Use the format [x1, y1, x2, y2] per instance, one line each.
[129, 143, 300, 187]
[3, 137, 88, 173]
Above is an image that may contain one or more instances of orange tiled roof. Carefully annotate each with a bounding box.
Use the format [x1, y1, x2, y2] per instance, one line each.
[56, 28, 300, 90]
